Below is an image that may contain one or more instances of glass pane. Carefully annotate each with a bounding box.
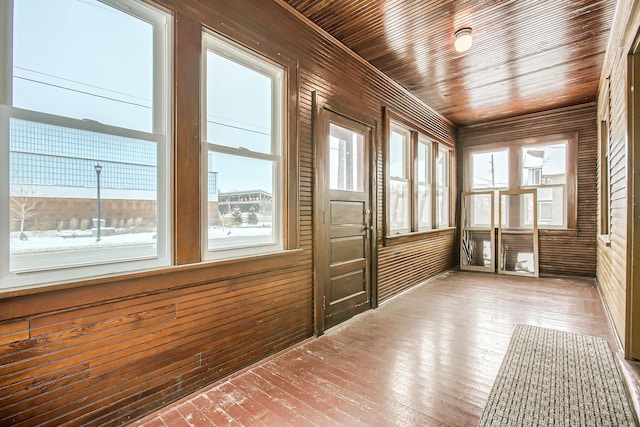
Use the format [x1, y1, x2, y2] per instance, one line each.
[437, 148, 450, 228]
[205, 51, 274, 154]
[463, 193, 492, 228]
[461, 230, 492, 267]
[521, 143, 566, 186]
[471, 150, 509, 189]
[389, 179, 409, 233]
[9, 118, 158, 273]
[329, 123, 364, 192]
[500, 192, 535, 230]
[207, 152, 275, 250]
[500, 233, 535, 274]
[537, 185, 565, 226]
[417, 138, 431, 185]
[13, 0, 154, 132]
[437, 148, 449, 186]
[417, 184, 432, 230]
[389, 130, 407, 178]
[438, 187, 449, 228]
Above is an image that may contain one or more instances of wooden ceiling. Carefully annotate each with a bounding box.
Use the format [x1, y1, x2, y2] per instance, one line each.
[282, 0, 616, 126]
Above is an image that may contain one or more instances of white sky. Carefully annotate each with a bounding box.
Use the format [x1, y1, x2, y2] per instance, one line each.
[12, 0, 274, 193]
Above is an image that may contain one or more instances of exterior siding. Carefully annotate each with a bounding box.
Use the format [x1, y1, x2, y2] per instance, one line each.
[596, 0, 640, 347]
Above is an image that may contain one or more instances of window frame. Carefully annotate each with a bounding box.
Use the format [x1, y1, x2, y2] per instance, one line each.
[0, 0, 173, 291]
[463, 132, 578, 231]
[387, 121, 412, 235]
[383, 109, 454, 240]
[599, 77, 612, 239]
[436, 145, 452, 229]
[200, 30, 286, 261]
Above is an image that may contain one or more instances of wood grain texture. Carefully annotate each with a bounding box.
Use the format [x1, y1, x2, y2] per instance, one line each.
[0, 0, 455, 425]
[283, 0, 616, 126]
[131, 270, 640, 427]
[458, 103, 598, 277]
[595, 0, 640, 349]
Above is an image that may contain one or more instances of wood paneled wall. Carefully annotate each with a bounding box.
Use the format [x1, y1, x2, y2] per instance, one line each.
[458, 103, 598, 277]
[596, 0, 640, 350]
[0, 0, 456, 425]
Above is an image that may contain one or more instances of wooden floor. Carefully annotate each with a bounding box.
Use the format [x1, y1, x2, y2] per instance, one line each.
[129, 270, 640, 426]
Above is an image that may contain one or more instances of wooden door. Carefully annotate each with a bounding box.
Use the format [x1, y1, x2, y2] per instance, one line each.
[315, 106, 373, 332]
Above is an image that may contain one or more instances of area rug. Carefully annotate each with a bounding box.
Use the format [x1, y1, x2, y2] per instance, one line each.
[478, 324, 637, 426]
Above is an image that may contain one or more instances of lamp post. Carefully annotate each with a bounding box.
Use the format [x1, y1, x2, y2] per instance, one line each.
[94, 164, 103, 242]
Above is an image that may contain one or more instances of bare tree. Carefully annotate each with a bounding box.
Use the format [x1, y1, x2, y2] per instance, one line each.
[10, 193, 38, 240]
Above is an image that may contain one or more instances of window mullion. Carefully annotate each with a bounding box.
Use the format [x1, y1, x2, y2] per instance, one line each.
[432, 141, 439, 229]
[207, 142, 278, 162]
[410, 131, 418, 232]
[509, 146, 520, 191]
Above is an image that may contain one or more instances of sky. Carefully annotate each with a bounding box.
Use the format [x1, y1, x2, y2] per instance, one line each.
[12, 0, 275, 194]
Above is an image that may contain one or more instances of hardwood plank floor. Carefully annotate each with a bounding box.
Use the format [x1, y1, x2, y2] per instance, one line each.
[129, 270, 640, 426]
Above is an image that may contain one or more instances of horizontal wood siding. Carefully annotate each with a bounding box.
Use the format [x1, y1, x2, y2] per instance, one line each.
[458, 103, 598, 277]
[378, 231, 457, 302]
[0, 0, 455, 425]
[595, 0, 640, 347]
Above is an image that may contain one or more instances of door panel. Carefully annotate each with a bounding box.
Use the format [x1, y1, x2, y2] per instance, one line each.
[318, 109, 373, 330]
[330, 236, 365, 264]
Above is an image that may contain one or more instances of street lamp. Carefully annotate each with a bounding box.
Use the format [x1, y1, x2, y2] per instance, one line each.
[94, 163, 103, 242]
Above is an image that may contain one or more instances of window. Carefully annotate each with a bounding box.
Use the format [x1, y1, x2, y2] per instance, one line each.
[469, 148, 508, 225]
[330, 123, 364, 192]
[600, 119, 611, 236]
[417, 136, 433, 231]
[521, 143, 567, 227]
[202, 32, 284, 260]
[436, 146, 451, 228]
[385, 113, 451, 237]
[388, 123, 410, 234]
[463, 133, 577, 230]
[1, 0, 172, 290]
[599, 78, 612, 237]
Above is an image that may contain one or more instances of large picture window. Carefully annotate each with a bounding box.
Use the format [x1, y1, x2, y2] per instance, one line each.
[463, 133, 577, 230]
[1, 0, 172, 290]
[385, 114, 452, 238]
[202, 32, 284, 260]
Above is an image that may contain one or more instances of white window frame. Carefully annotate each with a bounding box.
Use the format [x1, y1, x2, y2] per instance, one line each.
[468, 147, 510, 226]
[463, 133, 577, 230]
[201, 31, 284, 260]
[416, 135, 433, 232]
[520, 141, 568, 229]
[0, 0, 173, 291]
[388, 121, 411, 235]
[436, 146, 451, 228]
[385, 114, 448, 238]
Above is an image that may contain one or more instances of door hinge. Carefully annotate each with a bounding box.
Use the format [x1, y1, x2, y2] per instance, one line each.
[323, 295, 326, 309]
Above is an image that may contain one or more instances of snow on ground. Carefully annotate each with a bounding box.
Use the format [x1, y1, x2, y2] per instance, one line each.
[10, 224, 272, 254]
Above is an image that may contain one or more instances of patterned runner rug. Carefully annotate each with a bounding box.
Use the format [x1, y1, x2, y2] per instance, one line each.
[479, 324, 637, 426]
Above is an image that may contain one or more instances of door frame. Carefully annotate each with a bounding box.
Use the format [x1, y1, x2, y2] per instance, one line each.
[312, 91, 378, 336]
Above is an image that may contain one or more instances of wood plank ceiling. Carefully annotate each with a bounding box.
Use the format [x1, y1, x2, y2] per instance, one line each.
[282, 0, 617, 126]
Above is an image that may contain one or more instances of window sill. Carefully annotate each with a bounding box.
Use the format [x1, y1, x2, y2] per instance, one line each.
[598, 234, 612, 247]
[384, 227, 456, 247]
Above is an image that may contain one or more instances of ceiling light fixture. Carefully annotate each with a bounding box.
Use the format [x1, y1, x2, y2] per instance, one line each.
[454, 27, 473, 52]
